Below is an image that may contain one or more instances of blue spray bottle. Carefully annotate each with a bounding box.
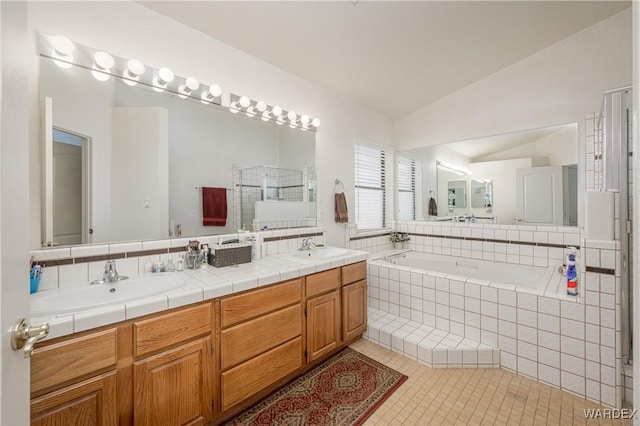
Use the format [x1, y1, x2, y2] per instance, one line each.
[566, 252, 578, 296]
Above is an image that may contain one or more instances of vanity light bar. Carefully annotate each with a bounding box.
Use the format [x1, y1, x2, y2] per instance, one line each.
[436, 160, 472, 176]
[38, 33, 223, 107]
[39, 33, 321, 133]
[229, 93, 321, 132]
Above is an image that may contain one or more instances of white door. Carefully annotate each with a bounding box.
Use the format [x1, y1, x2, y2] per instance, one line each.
[516, 166, 564, 226]
[1, 2, 32, 424]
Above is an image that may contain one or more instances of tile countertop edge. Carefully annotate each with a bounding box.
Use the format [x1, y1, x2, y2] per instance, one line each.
[34, 248, 369, 341]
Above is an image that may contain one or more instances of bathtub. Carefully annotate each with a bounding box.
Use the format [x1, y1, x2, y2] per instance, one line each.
[378, 251, 558, 293]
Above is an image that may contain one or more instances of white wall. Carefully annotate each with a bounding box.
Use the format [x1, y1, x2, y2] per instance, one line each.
[395, 8, 632, 149]
[475, 125, 578, 165]
[27, 1, 394, 248]
[111, 107, 169, 242]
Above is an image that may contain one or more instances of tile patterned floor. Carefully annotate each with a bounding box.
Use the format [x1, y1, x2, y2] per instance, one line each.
[350, 339, 633, 425]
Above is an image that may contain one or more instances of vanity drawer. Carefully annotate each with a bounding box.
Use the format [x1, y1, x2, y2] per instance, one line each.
[134, 302, 212, 358]
[221, 336, 302, 411]
[31, 328, 118, 395]
[306, 268, 340, 298]
[221, 304, 302, 370]
[221, 279, 302, 328]
[342, 261, 366, 285]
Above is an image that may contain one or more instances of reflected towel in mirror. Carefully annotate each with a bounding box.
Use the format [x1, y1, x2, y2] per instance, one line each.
[428, 197, 438, 216]
[202, 187, 227, 226]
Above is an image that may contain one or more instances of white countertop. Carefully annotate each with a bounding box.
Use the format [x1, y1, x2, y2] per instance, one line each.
[32, 248, 368, 341]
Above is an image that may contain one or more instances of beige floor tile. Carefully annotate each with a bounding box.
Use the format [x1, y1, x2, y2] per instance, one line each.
[352, 339, 629, 426]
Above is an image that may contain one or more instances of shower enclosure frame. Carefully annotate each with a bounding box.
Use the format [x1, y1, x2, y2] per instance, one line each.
[600, 86, 633, 366]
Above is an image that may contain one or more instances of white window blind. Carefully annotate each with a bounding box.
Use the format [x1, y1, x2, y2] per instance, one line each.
[397, 155, 416, 221]
[355, 144, 387, 230]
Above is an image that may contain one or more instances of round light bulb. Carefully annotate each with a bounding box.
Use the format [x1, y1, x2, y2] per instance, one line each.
[91, 52, 114, 82]
[300, 114, 310, 125]
[271, 106, 283, 117]
[208, 84, 222, 97]
[287, 111, 297, 121]
[127, 59, 145, 76]
[261, 111, 270, 121]
[239, 96, 251, 109]
[200, 91, 211, 104]
[256, 101, 267, 112]
[158, 67, 174, 84]
[312, 118, 321, 127]
[91, 66, 111, 82]
[123, 59, 144, 86]
[52, 35, 74, 56]
[179, 77, 199, 99]
[51, 35, 74, 68]
[94, 52, 114, 70]
[185, 77, 199, 91]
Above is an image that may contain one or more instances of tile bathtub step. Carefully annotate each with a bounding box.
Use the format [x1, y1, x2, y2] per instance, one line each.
[364, 308, 500, 369]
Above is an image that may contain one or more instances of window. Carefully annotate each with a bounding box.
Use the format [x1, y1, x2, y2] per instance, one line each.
[354, 144, 390, 230]
[397, 155, 416, 220]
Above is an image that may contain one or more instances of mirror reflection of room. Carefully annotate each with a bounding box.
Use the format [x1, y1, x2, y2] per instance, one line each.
[38, 53, 316, 247]
[404, 123, 579, 225]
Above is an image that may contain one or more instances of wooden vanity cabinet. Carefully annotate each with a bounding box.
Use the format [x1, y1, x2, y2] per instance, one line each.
[219, 279, 303, 412]
[341, 262, 367, 342]
[305, 262, 367, 362]
[29, 260, 368, 425]
[30, 328, 119, 425]
[132, 303, 214, 426]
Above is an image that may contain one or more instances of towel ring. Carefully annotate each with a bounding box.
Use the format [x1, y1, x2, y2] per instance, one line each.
[334, 179, 345, 194]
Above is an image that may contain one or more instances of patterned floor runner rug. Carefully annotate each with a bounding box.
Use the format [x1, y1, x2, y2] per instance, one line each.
[225, 347, 408, 426]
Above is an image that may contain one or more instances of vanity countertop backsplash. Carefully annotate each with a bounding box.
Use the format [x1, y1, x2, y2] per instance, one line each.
[31, 244, 368, 342]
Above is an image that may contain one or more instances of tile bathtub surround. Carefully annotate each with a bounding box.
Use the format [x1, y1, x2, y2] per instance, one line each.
[367, 246, 624, 408]
[30, 227, 325, 289]
[395, 221, 582, 269]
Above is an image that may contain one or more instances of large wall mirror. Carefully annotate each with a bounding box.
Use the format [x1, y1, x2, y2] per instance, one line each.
[401, 123, 579, 226]
[38, 54, 316, 247]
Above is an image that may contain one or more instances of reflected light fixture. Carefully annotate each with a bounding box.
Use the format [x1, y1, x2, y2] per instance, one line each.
[51, 35, 74, 68]
[179, 77, 199, 99]
[123, 59, 145, 86]
[152, 67, 174, 92]
[91, 51, 114, 82]
[436, 160, 471, 176]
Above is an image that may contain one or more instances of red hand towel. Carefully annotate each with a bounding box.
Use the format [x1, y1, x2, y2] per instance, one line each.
[202, 187, 227, 226]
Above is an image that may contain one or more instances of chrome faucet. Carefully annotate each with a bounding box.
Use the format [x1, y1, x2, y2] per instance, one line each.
[103, 260, 120, 283]
[299, 238, 316, 251]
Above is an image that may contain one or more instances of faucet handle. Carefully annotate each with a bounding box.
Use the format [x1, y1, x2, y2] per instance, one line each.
[104, 259, 116, 271]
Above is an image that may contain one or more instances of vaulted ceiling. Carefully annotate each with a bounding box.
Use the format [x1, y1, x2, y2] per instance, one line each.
[140, 1, 630, 119]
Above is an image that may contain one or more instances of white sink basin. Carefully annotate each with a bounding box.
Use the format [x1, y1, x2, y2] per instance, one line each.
[294, 247, 352, 260]
[31, 275, 187, 316]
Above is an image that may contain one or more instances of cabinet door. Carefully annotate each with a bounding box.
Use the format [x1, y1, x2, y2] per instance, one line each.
[134, 337, 213, 426]
[306, 289, 341, 362]
[31, 371, 117, 426]
[342, 280, 367, 342]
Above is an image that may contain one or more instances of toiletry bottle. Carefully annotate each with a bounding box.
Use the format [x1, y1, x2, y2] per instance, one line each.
[144, 259, 153, 275]
[165, 259, 175, 272]
[176, 254, 184, 271]
[567, 253, 578, 296]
